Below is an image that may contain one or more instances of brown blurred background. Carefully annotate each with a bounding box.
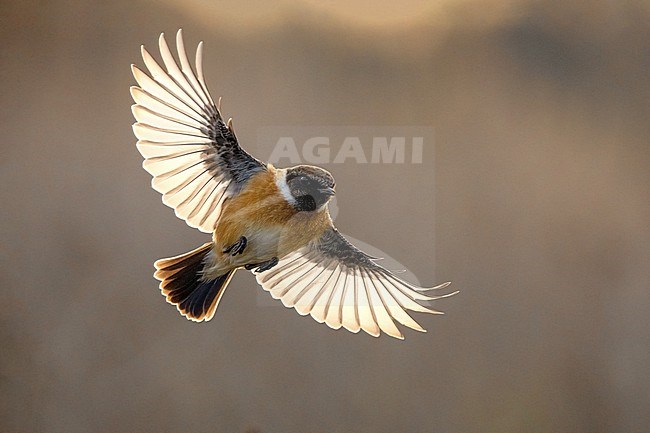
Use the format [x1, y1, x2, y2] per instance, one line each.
[1, 0, 649, 432]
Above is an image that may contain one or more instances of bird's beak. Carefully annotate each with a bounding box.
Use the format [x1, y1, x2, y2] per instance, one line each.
[319, 187, 336, 197]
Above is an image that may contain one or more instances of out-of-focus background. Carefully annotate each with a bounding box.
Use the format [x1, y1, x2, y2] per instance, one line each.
[1, 0, 649, 432]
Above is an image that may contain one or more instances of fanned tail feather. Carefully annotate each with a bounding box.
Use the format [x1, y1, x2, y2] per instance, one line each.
[153, 242, 235, 321]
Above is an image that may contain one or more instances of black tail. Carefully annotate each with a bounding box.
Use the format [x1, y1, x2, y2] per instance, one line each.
[153, 242, 236, 322]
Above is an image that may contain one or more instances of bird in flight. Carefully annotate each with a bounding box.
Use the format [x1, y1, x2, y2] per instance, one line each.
[130, 30, 457, 339]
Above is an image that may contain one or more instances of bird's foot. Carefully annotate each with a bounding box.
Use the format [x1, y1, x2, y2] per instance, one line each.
[223, 236, 247, 256]
[244, 257, 279, 273]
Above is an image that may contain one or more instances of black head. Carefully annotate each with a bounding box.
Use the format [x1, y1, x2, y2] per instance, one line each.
[285, 165, 336, 212]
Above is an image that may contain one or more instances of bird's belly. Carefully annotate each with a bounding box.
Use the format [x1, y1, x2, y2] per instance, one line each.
[203, 233, 278, 278]
[236, 226, 286, 265]
[216, 218, 321, 271]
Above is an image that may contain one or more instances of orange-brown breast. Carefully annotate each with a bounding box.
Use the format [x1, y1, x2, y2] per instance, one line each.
[212, 167, 331, 269]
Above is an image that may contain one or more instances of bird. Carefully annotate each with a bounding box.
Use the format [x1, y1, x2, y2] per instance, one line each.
[130, 29, 457, 339]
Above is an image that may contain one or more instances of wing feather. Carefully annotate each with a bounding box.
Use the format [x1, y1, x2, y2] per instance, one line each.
[131, 30, 265, 233]
[131, 71, 207, 134]
[361, 268, 403, 339]
[307, 263, 342, 321]
[324, 268, 347, 330]
[132, 60, 203, 116]
[272, 260, 321, 300]
[158, 33, 208, 108]
[131, 105, 201, 133]
[340, 267, 361, 333]
[356, 271, 380, 337]
[295, 261, 338, 316]
[195, 41, 216, 106]
[175, 31, 212, 106]
[130, 86, 204, 126]
[255, 228, 457, 339]
[282, 260, 331, 310]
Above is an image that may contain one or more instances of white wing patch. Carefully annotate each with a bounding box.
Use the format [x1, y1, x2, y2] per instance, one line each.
[256, 229, 457, 339]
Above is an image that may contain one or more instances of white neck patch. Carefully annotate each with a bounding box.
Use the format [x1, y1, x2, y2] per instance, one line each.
[275, 169, 297, 206]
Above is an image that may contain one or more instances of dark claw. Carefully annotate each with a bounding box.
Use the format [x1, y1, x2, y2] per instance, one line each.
[256, 257, 278, 273]
[223, 236, 247, 256]
[245, 257, 279, 273]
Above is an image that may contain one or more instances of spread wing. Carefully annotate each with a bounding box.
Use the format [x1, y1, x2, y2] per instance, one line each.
[130, 29, 265, 232]
[256, 228, 457, 339]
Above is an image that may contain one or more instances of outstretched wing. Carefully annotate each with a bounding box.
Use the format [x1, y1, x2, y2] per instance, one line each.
[131, 29, 265, 232]
[256, 227, 457, 339]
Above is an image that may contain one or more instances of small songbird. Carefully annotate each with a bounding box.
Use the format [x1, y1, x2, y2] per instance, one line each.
[130, 30, 457, 339]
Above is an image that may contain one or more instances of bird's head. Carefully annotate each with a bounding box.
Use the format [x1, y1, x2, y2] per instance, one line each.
[285, 165, 336, 212]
